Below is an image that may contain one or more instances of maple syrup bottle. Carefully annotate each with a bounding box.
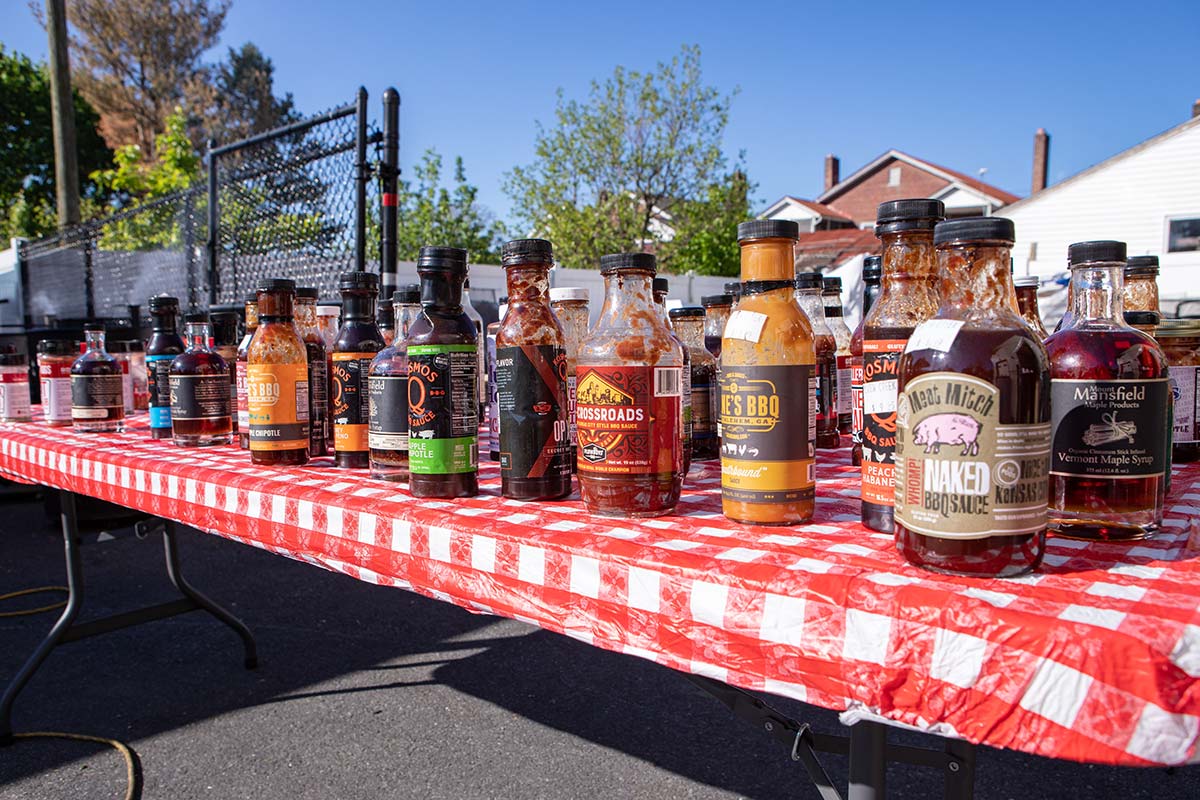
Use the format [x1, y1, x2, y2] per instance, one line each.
[851, 255, 882, 466]
[1046, 241, 1169, 540]
[71, 325, 125, 433]
[169, 312, 233, 447]
[146, 295, 185, 439]
[332, 272, 385, 468]
[794, 272, 840, 449]
[861, 200, 944, 533]
[895, 217, 1049, 577]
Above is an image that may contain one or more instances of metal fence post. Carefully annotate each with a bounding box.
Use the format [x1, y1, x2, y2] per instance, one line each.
[183, 191, 197, 309]
[207, 138, 219, 306]
[16, 239, 31, 329]
[355, 86, 369, 273]
[380, 88, 400, 298]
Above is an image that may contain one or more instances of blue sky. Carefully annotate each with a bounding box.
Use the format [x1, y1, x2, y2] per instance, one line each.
[5, 0, 1198, 225]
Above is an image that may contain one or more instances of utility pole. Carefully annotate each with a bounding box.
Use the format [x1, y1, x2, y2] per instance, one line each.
[45, 0, 80, 228]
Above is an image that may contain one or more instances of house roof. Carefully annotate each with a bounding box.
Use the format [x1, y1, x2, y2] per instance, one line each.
[793, 228, 879, 267]
[999, 113, 1200, 214]
[763, 195, 854, 222]
[816, 150, 1021, 207]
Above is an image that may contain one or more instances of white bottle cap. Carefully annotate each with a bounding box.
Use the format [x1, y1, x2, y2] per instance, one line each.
[549, 287, 589, 303]
[316, 304, 341, 316]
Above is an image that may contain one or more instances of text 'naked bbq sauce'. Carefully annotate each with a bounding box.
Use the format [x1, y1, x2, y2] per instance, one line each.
[71, 324, 124, 432]
[147, 295, 185, 439]
[654, 278, 692, 477]
[861, 199, 945, 533]
[369, 285, 422, 482]
[169, 311, 233, 447]
[295, 288, 328, 457]
[407, 247, 479, 498]
[236, 295, 259, 448]
[895, 217, 1050, 578]
[495, 239, 572, 500]
[720, 220, 816, 526]
[576, 253, 683, 517]
[794, 272, 841, 449]
[824, 276, 854, 436]
[669, 306, 719, 461]
[1045, 241, 1169, 540]
[247, 280, 310, 466]
[332, 272, 385, 468]
[850, 255, 882, 466]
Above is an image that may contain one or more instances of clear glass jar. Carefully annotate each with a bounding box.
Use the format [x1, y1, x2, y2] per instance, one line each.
[669, 307, 719, 461]
[0, 346, 32, 423]
[1122, 256, 1160, 314]
[1156, 319, 1200, 463]
[71, 326, 125, 433]
[38, 340, 76, 426]
[550, 287, 589, 474]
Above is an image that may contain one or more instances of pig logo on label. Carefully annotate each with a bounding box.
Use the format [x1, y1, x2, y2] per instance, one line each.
[912, 413, 982, 457]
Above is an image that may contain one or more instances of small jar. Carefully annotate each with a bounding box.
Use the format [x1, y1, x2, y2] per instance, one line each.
[0, 345, 33, 423]
[1123, 256, 1160, 314]
[37, 340, 76, 426]
[1157, 319, 1200, 463]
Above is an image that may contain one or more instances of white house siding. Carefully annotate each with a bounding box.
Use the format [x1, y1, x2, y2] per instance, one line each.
[999, 118, 1200, 309]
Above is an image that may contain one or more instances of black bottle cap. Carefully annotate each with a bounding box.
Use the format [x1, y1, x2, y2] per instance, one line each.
[724, 281, 742, 297]
[148, 294, 179, 311]
[669, 306, 705, 319]
[339, 271, 379, 292]
[183, 311, 209, 324]
[701, 294, 733, 307]
[933, 217, 1016, 246]
[501, 238, 554, 266]
[599, 252, 656, 275]
[296, 287, 320, 300]
[822, 276, 842, 292]
[1125, 255, 1160, 277]
[793, 272, 824, 291]
[736, 219, 799, 242]
[258, 278, 296, 293]
[377, 299, 394, 323]
[652, 277, 669, 294]
[245, 293, 259, 305]
[874, 199, 945, 235]
[1068, 240, 1126, 266]
[38, 339, 75, 356]
[418, 246, 468, 272]
[499, 296, 509, 304]
[394, 284, 420, 305]
[863, 255, 882, 280]
[1124, 311, 1161, 327]
[83, 320, 106, 332]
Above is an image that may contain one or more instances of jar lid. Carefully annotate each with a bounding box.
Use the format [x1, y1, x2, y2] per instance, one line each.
[652, 277, 669, 294]
[822, 276, 842, 292]
[700, 294, 733, 307]
[1125, 311, 1162, 327]
[668, 306, 705, 319]
[501, 238, 554, 266]
[1068, 240, 1126, 266]
[148, 294, 179, 311]
[875, 199, 945, 235]
[38, 339, 76, 356]
[1013, 275, 1040, 288]
[338, 271, 378, 292]
[794, 272, 823, 291]
[863, 255, 882, 282]
[723, 281, 742, 297]
[549, 287, 588, 303]
[599, 252, 656, 275]
[258, 278, 296, 293]
[317, 305, 341, 316]
[296, 287, 320, 300]
[1125, 255, 1160, 277]
[1153, 318, 1200, 336]
[934, 217, 1015, 246]
[393, 284, 420, 305]
[418, 246, 468, 272]
[183, 311, 209, 324]
[736, 219, 798, 242]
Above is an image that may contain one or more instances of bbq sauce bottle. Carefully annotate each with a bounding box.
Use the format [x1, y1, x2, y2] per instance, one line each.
[369, 285, 422, 482]
[895, 218, 1049, 578]
[823, 276, 854, 436]
[496, 239, 572, 500]
[296, 288, 329, 458]
[850, 256, 882, 466]
[331, 273, 384, 468]
[861, 200, 945, 533]
[720, 220, 816, 526]
[669, 306, 720, 461]
[407, 247, 479, 498]
[1045, 241, 1169, 540]
[654, 278, 692, 477]
[794, 272, 841, 449]
[1013, 276, 1049, 339]
[247, 280, 310, 466]
[146, 295, 185, 439]
[236, 295, 259, 449]
[169, 312, 234, 447]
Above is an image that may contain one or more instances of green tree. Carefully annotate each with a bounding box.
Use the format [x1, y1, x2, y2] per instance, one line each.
[192, 42, 300, 145]
[0, 45, 113, 239]
[396, 149, 503, 264]
[658, 170, 753, 277]
[503, 45, 735, 270]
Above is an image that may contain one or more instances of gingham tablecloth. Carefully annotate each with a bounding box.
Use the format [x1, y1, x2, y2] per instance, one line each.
[1, 416, 1198, 767]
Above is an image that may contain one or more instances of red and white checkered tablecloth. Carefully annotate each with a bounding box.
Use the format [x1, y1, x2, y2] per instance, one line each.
[1, 415, 1198, 767]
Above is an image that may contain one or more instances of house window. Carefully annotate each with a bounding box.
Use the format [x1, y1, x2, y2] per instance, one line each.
[888, 167, 901, 187]
[1167, 216, 1200, 252]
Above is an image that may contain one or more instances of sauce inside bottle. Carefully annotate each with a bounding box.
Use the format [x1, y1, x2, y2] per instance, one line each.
[296, 288, 329, 457]
[1014, 275, 1049, 339]
[247, 279, 310, 466]
[332, 272, 385, 468]
[670, 307, 719, 461]
[701, 294, 733, 359]
[1156, 318, 1200, 464]
[795, 272, 841, 449]
[71, 325, 125, 433]
[850, 256, 882, 467]
[369, 285, 422, 482]
[550, 287, 589, 471]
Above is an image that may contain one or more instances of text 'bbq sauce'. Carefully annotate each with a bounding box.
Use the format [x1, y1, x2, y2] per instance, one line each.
[295, 288, 329, 457]
[1046, 241, 1168, 540]
[851, 255, 882, 467]
[576, 253, 683, 517]
[895, 217, 1049, 578]
[236, 295, 259, 448]
[369, 285, 422, 482]
[169, 312, 233, 447]
[720, 220, 815, 526]
[71, 325, 124, 433]
[824, 276, 854, 436]
[861, 199, 944, 533]
[332, 272, 385, 468]
[1013, 275, 1049, 339]
[795, 272, 840, 449]
[550, 287, 589, 471]
[146, 295, 184, 439]
[407, 247, 479, 498]
[247, 280, 310, 466]
[670, 307, 719, 461]
[496, 239, 572, 500]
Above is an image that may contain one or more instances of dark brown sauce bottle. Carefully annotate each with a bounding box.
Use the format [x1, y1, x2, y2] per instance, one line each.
[332, 272, 384, 468]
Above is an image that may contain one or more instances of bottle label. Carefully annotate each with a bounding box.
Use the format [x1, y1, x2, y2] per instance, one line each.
[309, 353, 327, 451]
[691, 372, 717, 447]
[71, 373, 123, 418]
[247, 363, 309, 451]
[0, 367, 31, 419]
[862, 339, 906, 506]
[170, 374, 232, 421]
[1170, 365, 1198, 445]
[815, 353, 836, 426]
[332, 352, 373, 453]
[895, 372, 1050, 539]
[565, 374, 578, 447]
[835, 354, 853, 415]
[718, 364, 816, 504]
[576, 365, 682, 476]
[236, 360, 249, 429]
[146, 354, 175, 428]
[850, 355, 864, 446]
[1050, 378, 1169, 477]
[368, 374, 408, 451]
[41, 373, 73, 422]
[407, 344, 478, 474]
[496, 345, 571, 480]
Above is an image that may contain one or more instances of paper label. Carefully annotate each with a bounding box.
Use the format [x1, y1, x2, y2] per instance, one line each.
[169, 374, 232, 421]
[575, 365, 681, 476]
[905, 319, 965, 354]
[407, 344, 479, 474]
[496, 344, 571, 481]
[332, 352, 373, 453]
[368, 374, 408, 452]
[862, 339, 906, 506]
[1050, 378, 1169, 478]
[723, 310, 768, 343]
[248, 362, 310, 451]
[1169, 365, 1198, 445]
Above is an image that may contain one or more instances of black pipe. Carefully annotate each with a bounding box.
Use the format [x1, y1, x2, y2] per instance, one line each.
[206, 138, 218, 306]
[354, 86, 368, 272]
[380, 88, 400, 298]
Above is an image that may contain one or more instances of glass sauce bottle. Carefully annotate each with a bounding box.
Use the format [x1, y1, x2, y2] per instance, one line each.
[486, 296, 508, 462]
[332, 272, 385, 468]
[407, 247, 480, 498]
[654, 278, 692, 476]
[670, 307, 719, 461]
[823, 276, 854, 436]
[861, 200, 945, 533]
[71, 325, 125, 433]
[701, 293, 733, 359]
[850, 255, 882, 467]
[576, 253, 683, 517]
[146, 295, 184, 439]
[720, 220, 816, 525]
[377, 298, 396, 346]
[1045, 241, 1169, 540]
[550, 287, 589, 471]
[794, 272, 840, 449]
[210, 308, 241, 438]
[247, 280, 310, 466]
[1013, 276, 1049, 339]
[296, 288, 329, 458]
[236, 295, 259, 449]
[369, 286, 422, 481]
[463, 277, 487, 431]
[895, 218, 1049, 578]
[1156, 319, 1200, 464]
[496, 239, 572, 500]
[169, 312, 233, 447]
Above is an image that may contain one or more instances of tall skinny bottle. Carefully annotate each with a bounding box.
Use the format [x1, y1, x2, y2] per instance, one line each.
[496, 239, 572, 500]
[823, 276, 854, 436]
[850, 256, 882, 466]
[794, 272, 840, 449]
[369, 285, 421, 481]
[146, 295, 184, 440]
[720, 220, 816, 525]
[332, 272, 385, 468]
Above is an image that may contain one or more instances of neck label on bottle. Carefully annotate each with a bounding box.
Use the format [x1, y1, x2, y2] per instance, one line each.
[1050, 378, 1168, 478]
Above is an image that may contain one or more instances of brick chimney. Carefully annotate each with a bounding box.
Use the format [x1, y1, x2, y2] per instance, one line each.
[824, 154, 840, 192]
[1031, 128, 1050, 194]
[1193, 99, 1200, 118]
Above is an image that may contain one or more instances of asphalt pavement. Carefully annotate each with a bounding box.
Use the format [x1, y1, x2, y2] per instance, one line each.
[0, 490, 1196, 799]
